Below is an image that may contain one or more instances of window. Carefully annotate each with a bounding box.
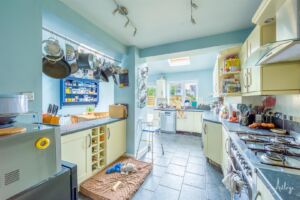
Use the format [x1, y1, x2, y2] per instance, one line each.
[146, 86, 156, 107]
[168, 81, 198, 106]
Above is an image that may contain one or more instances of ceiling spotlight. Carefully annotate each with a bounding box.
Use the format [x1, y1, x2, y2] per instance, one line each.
[190, 0, 198, 25]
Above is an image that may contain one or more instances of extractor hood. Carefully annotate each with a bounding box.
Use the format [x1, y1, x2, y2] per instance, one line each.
[245, 39, 300, 66]
[245, 0, 300, 66]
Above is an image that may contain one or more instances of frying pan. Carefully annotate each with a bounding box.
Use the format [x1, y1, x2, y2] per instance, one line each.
[43, 56, 71, 79]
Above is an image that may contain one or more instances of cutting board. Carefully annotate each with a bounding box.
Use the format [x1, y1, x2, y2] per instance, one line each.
[0, 127, 26, 136]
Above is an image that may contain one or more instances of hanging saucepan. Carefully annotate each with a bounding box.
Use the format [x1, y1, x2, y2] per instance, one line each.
[42, 38, 71, 79]
[43, 56, 71, 79]
[93, 66, 109, 82]
[65, 43, 79, 74]
[77, 53, 96, 69]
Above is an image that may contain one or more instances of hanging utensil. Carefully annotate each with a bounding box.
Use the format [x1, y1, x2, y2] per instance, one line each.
[65, 43, 79, 74]
[77, 53, 96, 69]
[43, 56, 71, 79]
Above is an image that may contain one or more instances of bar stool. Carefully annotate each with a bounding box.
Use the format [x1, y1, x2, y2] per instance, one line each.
[136, 114, 164, 164]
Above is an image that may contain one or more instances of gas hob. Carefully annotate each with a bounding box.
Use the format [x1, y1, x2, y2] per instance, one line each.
[238, 132, 300, 170]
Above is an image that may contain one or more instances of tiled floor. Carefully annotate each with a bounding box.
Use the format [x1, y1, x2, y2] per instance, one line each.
[133, 133, 230, 200]
[79, 133, 230, 200]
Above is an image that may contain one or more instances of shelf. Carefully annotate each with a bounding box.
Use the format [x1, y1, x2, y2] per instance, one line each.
[222, 93, 241, 97]
[60, 77, 99, 107]
[65, 93, 98, 96]
[220, 71, 241, 77]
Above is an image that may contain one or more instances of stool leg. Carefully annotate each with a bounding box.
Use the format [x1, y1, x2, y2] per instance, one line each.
[151, 131, 154, 164]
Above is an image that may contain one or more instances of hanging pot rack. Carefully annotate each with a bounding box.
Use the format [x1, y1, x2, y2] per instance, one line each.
[42, 27, 121, 63]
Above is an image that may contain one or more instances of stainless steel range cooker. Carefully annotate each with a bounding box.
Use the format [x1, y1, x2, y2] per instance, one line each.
[238, 132, 300, 170]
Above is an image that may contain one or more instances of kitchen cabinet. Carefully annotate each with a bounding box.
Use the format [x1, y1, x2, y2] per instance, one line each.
[156, 79, 166, 99]
[240, 23, 276, 66]
[256, 177, 275, 200]
[242, 62, 300, 96]
[61, 130, 92, 184]
[252, 0, 285, 25]
[176, 111, 202, 133]
[106, 120, 126, 165]
[202, 120, 222, 165]
[221, 127, 230, 175]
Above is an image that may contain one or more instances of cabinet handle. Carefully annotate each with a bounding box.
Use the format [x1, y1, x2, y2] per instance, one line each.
[203, 124, 207, 134]
[225, 138, 229, 155]
[88, 134, 92, 148]
[107, 128, 111, 140]
[255, 191, 261, 200]
[248, 70, 252, 87]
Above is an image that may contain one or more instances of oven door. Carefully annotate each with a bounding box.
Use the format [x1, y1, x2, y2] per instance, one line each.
[229, 140, 254, 200]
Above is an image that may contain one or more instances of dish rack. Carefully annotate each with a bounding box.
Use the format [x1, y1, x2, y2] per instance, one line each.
[91, 126, 106, 172]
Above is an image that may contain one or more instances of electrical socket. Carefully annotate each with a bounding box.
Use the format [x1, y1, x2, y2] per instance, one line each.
[21, 92, 34, 101]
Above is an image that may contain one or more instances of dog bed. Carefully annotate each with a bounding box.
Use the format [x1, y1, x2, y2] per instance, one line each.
[80, 157, 152, 200]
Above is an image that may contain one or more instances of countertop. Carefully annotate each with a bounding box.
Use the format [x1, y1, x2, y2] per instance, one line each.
[203, 111, 300, 200]
[59, 117, 125, 136]
[154, 107, 207, 112]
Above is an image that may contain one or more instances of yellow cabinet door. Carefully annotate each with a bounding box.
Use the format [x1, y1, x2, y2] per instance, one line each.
[205, 121, 222, 165]
[247, 26, 261, 57]
[61, 130, 92, 184]
[185, 112, 195, 132]
[262, 62, 300, 91]
[221, 127, 230, 175]
[239, 40, 248, 66]
[256, 177, 275, 200]
[193, 112, 203, 134]
[241, 68, 249, 94]
[106, 120, 126, 165]
[176, 116, 186, 132]
[247, 67, 261, 93]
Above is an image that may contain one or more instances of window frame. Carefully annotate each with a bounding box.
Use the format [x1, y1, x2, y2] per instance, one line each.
[167, 80, 198, 105]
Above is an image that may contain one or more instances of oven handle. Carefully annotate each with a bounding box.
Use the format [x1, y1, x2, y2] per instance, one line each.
[254, 191, 261, 200]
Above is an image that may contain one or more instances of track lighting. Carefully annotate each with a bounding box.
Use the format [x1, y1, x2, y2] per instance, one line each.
[112, 0, 138, 37]
[190, 0, 199, 24]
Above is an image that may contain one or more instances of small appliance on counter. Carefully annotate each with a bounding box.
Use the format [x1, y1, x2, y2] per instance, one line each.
[0, 124, 61, 200]
[0, 94, 28, 127]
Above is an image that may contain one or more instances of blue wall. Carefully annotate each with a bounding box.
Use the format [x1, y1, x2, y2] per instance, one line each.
[0, 0, 43, 114]
[140, 28, 252, 58]
[148, 69, 214, 102]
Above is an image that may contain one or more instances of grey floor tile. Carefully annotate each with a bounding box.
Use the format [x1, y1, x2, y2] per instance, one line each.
[132, 188, 154, 200]
[153, 185, 180, 200]
[152, 165, 167, 177]
[183, 173, 205, 189]
[142, 175, 161, 191]
[179, 185, 206, 200]
[186, 163, 205, 175]
[188, 156, 205, 165]
[159, 173, 183, 190]
[171, 156, 188, 166]
[167, 164, 186, 177]
[153, 157, 171, 167]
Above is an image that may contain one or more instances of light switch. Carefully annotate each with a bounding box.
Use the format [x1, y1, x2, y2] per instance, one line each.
[21, 92, 34, 101]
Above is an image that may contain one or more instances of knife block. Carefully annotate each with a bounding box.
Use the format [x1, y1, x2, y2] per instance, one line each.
[42, 114, 60, 125]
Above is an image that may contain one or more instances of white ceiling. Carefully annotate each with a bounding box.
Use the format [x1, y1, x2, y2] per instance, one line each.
[146, 44, 240, 75]
[59, 0, 261, 48]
